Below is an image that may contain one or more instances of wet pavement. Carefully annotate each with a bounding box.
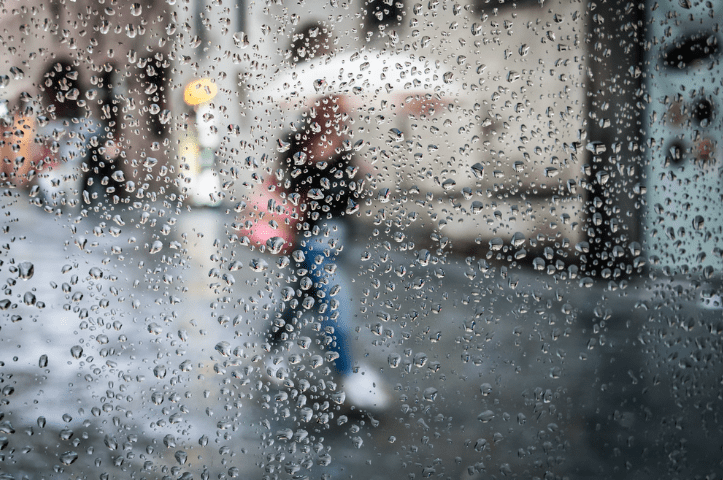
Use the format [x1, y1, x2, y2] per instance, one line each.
[0, 190, 722, 479]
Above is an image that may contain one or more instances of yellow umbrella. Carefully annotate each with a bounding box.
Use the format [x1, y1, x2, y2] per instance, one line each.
[184, 79, 217, 106]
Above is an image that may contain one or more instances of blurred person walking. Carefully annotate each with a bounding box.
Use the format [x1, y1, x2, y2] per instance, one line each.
[268, 94, 391, 411]
[263, 23, 391, 411]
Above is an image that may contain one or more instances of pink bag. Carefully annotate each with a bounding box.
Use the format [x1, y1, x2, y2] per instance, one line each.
[236, 182, 300, 254]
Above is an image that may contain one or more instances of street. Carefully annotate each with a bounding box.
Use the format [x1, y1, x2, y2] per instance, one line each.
[0, 190, 721, 479]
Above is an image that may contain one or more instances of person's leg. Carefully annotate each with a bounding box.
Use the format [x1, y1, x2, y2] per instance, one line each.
[302, 220, 352, 376]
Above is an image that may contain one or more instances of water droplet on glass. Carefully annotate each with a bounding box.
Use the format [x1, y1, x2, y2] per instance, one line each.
[130, 3, 142, 16]
[489, 237, 504, 251]
[215, 342, 231, 356]
[388, 128, 404, 142]
[104, 435, 118, 450]
[292, 151, 308, 165]
[266, 236, 286, 254]
[511, 232, 526, 247]
[693, 215, 704, 230]
[175, 450, 188, 465]
[111, 170, 125, 183]
[9, 67, 24, 80]
[544, 167, 559, 177]
[70, 346, 83, 359]
[313, 79, 327, 93]
[141, 158, 158, 171]
[471, 162, 484, 180]
[23, 292, 35, 306]
[477, 410, 495, 422]
[423, 387, 438, 402]
[249, 258, 268, 272]
[18, 262, 34, 280]
[233, 32, 249, 48]
[59, 451, 78, 465]
[149, 241, 163, 254]
[388, 353, 401, 368]
[277, 138, 291, 152]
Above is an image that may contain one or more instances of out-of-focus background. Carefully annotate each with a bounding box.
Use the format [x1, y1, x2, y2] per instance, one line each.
[0, 0, 722, 478]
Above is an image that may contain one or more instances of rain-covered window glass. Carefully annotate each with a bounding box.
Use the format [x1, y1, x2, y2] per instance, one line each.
[0, 0, 721, 478]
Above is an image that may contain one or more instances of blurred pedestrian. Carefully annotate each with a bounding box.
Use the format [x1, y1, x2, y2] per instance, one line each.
[35, 60, 100, 206]
[81, 66, 126, 207]
[269, 94, 390, 410]
[0, 97, 36, 187]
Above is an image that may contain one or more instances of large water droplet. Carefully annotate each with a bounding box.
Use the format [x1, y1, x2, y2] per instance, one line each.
[175, 450, 188, 465]
[477, 410, 494, 422]
[59, 451, 79, 465]
[149, 241, 163, 254]
[489, 237, 504, 251]
[9, 66, 24, 80]
[215, 342, 231, 357]
[249, 258, 268, 272]
[423, 387, 438, 402]
[471, 162, 484, 180]
[511, 232, 526, 247]
[232, 32, 249, 48]
[111, 170, 125, 183]
[18, 262, 34, 280]
[277, 138, 291, 152]
[313, 79, 327, 93]
[70, 346, 83, 359]
[23, 292, 35, 306]
[693, 215, 704, 230]
[388, 128, 404, 142]
[266, 236, 286, 254]
[104, 435, 118, 450]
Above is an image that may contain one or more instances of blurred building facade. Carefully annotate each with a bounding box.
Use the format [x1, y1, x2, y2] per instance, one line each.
[644, 0, 723, 273]
[6, 0, 700, 279]
[0, 0, 172, 203]
[175, 0, 591, 268]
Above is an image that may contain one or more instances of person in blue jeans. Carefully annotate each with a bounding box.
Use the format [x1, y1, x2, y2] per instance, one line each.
[268, 96, 390, 410]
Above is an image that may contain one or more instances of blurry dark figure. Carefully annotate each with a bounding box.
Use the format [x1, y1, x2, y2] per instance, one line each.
[36, 60, 98, 205]
[39, 60, 81, 120]
[81, 67, 126, 206]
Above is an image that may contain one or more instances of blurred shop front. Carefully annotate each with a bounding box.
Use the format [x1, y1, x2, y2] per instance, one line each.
[0, 0, 173, 208]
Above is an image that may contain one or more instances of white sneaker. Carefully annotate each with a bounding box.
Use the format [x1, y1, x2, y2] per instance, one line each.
[341, 366, 393, 412]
